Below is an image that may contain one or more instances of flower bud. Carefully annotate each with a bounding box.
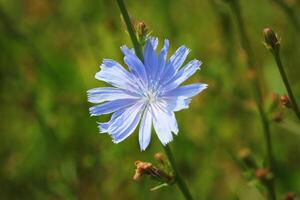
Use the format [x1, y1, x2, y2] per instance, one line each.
[280, 95, 292, 108]
[137, 22, 146, 34]
[263, 28, 280, 55]
[133, 161, 174, 183]
[255, 168, 273, 185]
[284, 192, 297, 200]
[135, 21, 150, 46]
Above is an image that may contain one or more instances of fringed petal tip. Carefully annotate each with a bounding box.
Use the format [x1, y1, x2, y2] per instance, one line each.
[192, 59, 202, 69]
[97, 122, 109, 134]
[161, 138, 173, 146]
[201, 83, 208, 90]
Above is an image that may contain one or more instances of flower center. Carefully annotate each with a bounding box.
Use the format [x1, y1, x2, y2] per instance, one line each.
[142, 89, 158, 104]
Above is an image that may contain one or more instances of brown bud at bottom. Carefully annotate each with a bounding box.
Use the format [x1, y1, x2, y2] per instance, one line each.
[255, 168, 273, 185]
[280, 95, 292, 108]
[284, 192, 298, 200]
[133, 161, 153, 181]
[133, 161, 173, 183]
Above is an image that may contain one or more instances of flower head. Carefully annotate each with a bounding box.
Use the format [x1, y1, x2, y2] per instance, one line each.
[88, 38, 207, 150]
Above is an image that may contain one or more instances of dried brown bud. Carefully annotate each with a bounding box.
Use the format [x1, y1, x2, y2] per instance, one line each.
[263, 28, 280, 54]
[133, 161, 152, 180]
[280, 95, 292, 108]
[284, 192, 298, 200]
[255, 168, 273, 184]
[255, 168, 269, 179]
[238, 148, 257, 169]
[133, 161, 173, 183]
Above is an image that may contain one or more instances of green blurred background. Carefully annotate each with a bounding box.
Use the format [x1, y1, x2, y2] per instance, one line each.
[1, 0, 300, 199]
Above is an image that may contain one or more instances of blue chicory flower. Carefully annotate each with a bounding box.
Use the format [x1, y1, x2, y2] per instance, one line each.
[88, 38, 207, 151]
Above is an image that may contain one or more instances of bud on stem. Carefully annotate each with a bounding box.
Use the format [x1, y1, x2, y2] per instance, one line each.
[255, 168, 274, 186]
[133, 161, 174, 184]
[280, 95, 292, 108]
[135, 21, 150, 46]
[263, 28, 280, 55]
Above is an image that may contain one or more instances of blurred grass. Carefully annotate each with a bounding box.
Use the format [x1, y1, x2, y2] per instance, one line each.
[0, 0, 300, 199]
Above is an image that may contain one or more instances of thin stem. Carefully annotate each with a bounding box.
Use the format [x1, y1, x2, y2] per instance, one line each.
[164, 145, 194, 200]
[116, 0, 143, 61]
[115, 1, 194, 199]
[272, 52, 300, 120]
[227, 1, 276, 199]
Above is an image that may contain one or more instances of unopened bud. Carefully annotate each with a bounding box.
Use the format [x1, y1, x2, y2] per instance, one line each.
[238, 148, 257, 169]
[284, 192, 297, 200]
[280, 95, 292, 108]
[255, 168, 273, 185]
[137, 22, 146, 33]
[135, 21, 150, 46]
[133, 161, 173, 183]
[263, 28, 280, 55]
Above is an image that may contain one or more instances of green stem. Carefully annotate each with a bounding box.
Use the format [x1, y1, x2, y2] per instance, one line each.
[164, 145, 194, 200]
[228, 1, 276, 199]
[116, 0, 143, 61]
[272, 52, 300, 120]
[115, 1, 194, 199]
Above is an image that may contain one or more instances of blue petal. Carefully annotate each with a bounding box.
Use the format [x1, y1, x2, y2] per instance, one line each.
[164, 83, 208, 99]
[98, 122, 109, 133]
[158, 46, 190, 86]
[121, 46, 148, 85]
[168, 46, 190, 72]
[87, 87, 139, 103]
[143, 39, 157, 78]
[149, 37, 158, 50]
[97, 107, 127, 133]
[160, 97, 191, 112]
[154, 39, 169, 84]
[163, 59, 202, 91]
[96, 59, 139, 92]
[89, 99, 137, 116]
[139, 107, 152, 151]
[150, 104, 173, 145]
[108, 103, 145, 143]
[166, 111, 178, 134]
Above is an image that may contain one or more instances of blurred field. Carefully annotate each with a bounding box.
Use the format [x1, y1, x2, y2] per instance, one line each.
[1, 0, 300, 199]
